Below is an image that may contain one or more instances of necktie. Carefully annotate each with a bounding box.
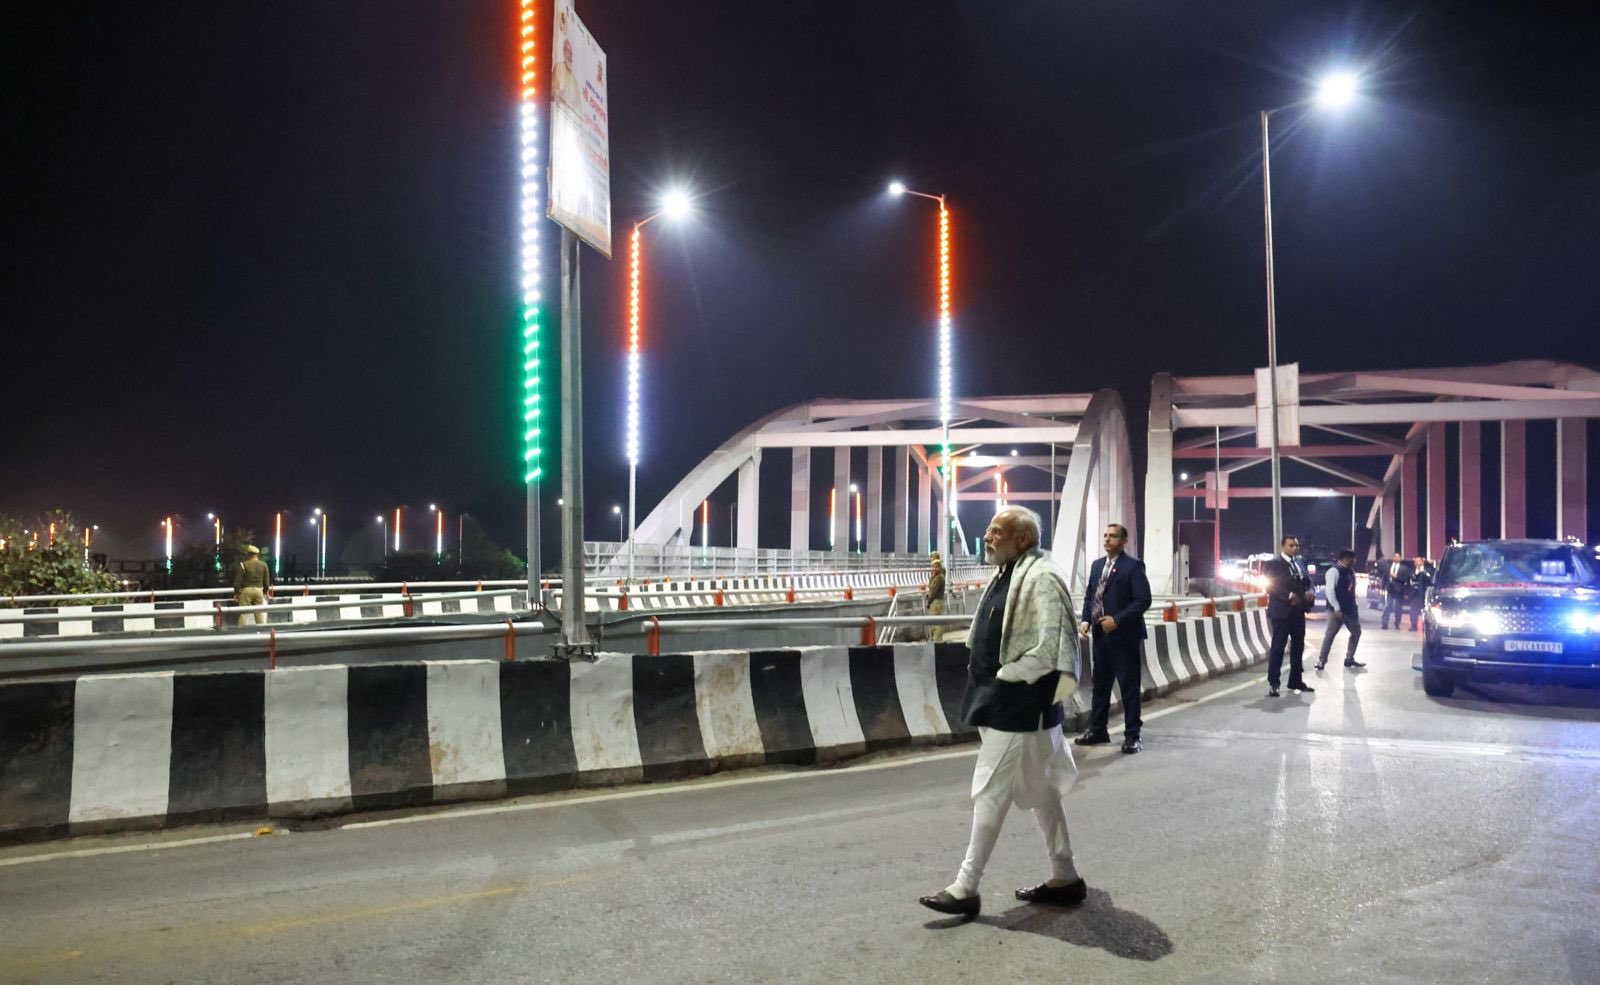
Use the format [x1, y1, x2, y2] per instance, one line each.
[1093, 558, 1115, 619]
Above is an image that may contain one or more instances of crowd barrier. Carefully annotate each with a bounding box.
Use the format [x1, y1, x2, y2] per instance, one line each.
[0, 607, 1270, 845]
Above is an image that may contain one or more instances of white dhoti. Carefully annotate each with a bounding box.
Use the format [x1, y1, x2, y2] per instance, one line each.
[954, 726, 1079, 894]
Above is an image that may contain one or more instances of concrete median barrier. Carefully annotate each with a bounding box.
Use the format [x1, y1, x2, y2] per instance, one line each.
[0, 610, 1269, 844]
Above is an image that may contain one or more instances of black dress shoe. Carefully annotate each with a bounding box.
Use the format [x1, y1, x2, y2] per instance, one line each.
[1344, 659, 1366, 668]
[1288, 681, 1315, 692]
[1315, 661, 1326, 671]
[1074, 730, 1111, 746]
[918, 890, 979, 918]
[1120, 736, 1142, 754]
[1268, 686, 1280, 697]
[1016, 878, 1087, 906]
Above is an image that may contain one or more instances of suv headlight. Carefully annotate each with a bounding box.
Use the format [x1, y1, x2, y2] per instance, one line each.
[1430, 606, 1474, 630]
[1563, 610, 1600, 634]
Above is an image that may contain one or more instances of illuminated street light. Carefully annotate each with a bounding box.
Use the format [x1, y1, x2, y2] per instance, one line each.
[393, 507, 402, 552]
[886, 179, 955, 559]
[612, 504, 624, 543]
[1260, 68, 1364, 547]
[516, 0, 546, 595]
[274, 512, 283, 575]
[1316, 70, 1359, 110]
[625, 187, 697, 582]
[376, 515, 388, 558]
[850, 483, 862, 551]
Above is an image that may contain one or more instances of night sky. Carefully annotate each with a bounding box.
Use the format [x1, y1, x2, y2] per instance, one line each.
[4, 1, 1598, 567]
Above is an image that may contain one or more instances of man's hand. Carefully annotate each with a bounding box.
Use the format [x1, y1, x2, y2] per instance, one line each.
[1078, 621, 1091, 641]
[1302, 591, 1318, 606]
[1098, 616, 1117, 633]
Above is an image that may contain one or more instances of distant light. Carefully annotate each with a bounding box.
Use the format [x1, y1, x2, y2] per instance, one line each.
[429, 503, 437, 512]
[662, 188, 692, 219]
[612, 505, 622, 514]
[849, 483, 858, 493]
[313, 507, 322, 516]
[375, 516, 383, 523]
[887, 180, 906, 197]
[1010, 449, 1018, 457]
[1316, 70, 1359, 110]
[557, 498, 564, 506]
[1180, 472, 1189, 481]
[206, 512, 215, 520]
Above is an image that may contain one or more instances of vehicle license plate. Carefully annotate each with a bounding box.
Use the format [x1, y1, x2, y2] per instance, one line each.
[1505, 640, 1562, 653]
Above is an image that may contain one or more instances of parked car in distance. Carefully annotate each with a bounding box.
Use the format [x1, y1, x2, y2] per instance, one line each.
[1419, 539, 1600, 697]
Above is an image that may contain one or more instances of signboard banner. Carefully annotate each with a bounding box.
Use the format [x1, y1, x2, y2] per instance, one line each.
[1254, 362, 1301, 448]
[548, 0, 612, 257]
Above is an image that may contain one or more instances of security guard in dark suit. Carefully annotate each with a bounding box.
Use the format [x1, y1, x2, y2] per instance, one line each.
[1264, 534, 1317, 697]
[1074, 523, 1153, 754]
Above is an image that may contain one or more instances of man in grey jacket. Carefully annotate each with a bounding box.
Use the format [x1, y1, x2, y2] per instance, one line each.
[918, 506, 1085, 919]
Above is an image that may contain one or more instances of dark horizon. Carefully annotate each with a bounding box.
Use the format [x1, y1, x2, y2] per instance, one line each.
[5, 2, 1598, 567]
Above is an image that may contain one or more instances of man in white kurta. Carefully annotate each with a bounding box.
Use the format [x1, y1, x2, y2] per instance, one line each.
[918, 507, 1085, 919]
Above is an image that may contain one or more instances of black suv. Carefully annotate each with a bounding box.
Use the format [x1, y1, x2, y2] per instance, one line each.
[1420, 539, 1600, 697]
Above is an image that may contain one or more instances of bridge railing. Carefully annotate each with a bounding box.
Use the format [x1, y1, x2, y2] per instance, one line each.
[585, 542, 969, 578]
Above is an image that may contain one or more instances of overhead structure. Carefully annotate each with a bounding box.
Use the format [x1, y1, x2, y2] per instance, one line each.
[612, 390, 1136, 593]
[1145, 360, 1600, 594]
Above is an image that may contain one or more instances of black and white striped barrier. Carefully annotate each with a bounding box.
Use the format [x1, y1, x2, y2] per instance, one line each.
[0, 610, 1268, 845]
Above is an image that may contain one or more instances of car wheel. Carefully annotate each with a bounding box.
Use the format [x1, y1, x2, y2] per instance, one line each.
[1422, 661, 1455, 698]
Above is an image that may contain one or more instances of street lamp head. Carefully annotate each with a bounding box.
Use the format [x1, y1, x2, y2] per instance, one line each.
[313, 507, 322, 516]
[661, 188, 692, 220]
[1180, 472, 1189, 481]
[375, 516, 383, 523]
[849, 483, 858, 493]
[1315, 70, 1359, 110]
[206, 512, 215, 520]
[429, 503, 437, 512]
[612, 505, 621, 515]
[886, 180, 907, 197]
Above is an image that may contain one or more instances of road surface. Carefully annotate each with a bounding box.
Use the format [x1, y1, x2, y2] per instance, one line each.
[2, 623, 1597, 984]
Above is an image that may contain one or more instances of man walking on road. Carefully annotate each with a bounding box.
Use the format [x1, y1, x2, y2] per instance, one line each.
[1074, 523, 1153, 754]
[1264, 535, 1317, 697]
[234, 544, 272, 625]
[1316, 549, 1365, 671]
[918, 506, 1084, 919]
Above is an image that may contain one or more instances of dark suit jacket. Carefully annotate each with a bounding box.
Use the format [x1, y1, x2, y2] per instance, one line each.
[1264, 556, 1313, 621]
[1080, 553, 1152, 642]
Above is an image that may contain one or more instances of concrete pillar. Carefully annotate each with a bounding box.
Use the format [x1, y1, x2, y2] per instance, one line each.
[832, 447, 850, 555]
[918, 464, 931, 554]
[1459, 422, 1481, 542]
[1501, 421, 1526, 538]
[789, 448, 810, 552]
[1427, 423, 1447, 560]
[865, 446, 883, 555]
[1380, 490, 1396, 557]
[1141, 373, 1176, 592]
[1558, 419, 1587, 541]
[737, 452, 760, 551]
[1401, 453, 1419, 558]
[893, 447, 910, 555]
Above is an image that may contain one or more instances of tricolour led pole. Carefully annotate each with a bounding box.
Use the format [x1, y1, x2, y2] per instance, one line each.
[274, 512, 282, 575]
[937, 198, 953, 560]
[627, 222, 642, 583]
[517, 0, 544, 600]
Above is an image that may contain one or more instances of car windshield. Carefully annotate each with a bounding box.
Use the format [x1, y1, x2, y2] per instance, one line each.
[1436, 542, 1600, 589]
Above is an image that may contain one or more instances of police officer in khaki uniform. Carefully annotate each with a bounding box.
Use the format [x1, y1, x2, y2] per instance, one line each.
[926, 551, 947, 641]
[234, 544, 273, 625]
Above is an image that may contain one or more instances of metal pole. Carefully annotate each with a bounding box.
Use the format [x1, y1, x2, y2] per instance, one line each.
[627, 461, 636, 583]
[527, 481, 540, 604]
[1261, 108, 1284, 550]
[1048, 440, 1057, 544]
[1351, 495, 1357, 551]
[1214, 425, 1222, 565]
[558, 228, 591, 651]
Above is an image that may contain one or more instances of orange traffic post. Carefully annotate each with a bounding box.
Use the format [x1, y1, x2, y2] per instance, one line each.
[860, 616, 876, 646]
[1232, 597, 1246, 612]
[401, 582, 414, 618]
[1163, 602, 1178, 622]
[268, 628, 278, 670]
[646, 617, 661, 656]
[1202, 598, 1217, 617]
[844, 585, 854, 601]
[503, 619, 517, 661]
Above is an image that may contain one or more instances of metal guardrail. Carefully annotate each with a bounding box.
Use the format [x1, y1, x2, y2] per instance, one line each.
[3, 620, 556, 668]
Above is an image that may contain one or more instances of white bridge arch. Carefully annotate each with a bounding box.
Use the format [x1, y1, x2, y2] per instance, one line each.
[614, 390, 1137, 593]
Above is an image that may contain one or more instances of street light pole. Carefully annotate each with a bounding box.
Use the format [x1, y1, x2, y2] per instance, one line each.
[1261, 107, 1284, 551]
[888, 181, 954, 561]
[625, 190, 692, 585]
[1259, 69, 1362, 551]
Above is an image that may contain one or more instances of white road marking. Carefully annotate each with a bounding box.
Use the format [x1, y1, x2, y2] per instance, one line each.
[0, 831, 258, 869]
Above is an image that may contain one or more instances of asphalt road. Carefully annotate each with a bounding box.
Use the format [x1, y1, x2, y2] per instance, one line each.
[3, 622, 1598, 984]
